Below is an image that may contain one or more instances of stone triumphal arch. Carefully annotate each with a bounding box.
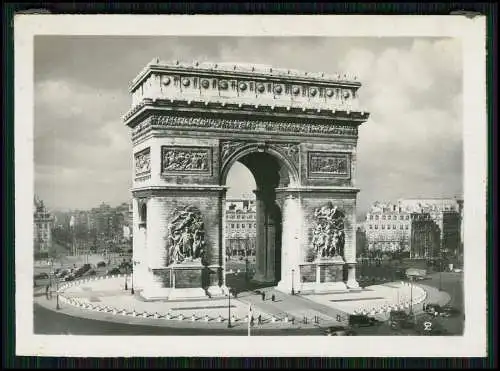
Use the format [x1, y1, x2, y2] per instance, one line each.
[123, 60, 370, 300]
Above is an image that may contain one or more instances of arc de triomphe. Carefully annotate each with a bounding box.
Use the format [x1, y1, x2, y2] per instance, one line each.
[123, 60, 370, 300]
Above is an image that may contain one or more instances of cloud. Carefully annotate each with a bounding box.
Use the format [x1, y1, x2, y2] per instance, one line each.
[33, 37, 462, 216]
[345, 38, 463, 216]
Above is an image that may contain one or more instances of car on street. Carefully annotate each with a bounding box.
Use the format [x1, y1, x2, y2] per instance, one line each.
[389, 310, 415, 330]
[96, 261, 106, 268]
[440, 305, 461, 318]
[34, 272, 49, 280]
[64, 274, 75, 282]
[107, 267, 121, 275]
[424, 303, 443, 316]
[56, 269, 69, 278]
[324, 326, 355, 336]
[349, 314, 380, 327]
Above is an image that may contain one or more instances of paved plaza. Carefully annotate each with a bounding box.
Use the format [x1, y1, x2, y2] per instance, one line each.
[38, 274, 450, 331]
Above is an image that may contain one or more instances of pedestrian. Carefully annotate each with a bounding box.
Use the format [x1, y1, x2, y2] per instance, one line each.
[261, 291, 265, 301]
[250, 316, 254, 327]
[291, 317, 295, 325]
[258, 314, 262, 325]
[271, 294, 276, 302]
[45, 284, 49, 299]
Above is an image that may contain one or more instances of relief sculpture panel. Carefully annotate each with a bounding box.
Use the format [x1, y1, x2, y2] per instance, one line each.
[307, 151, 350, 179]
[161, 146, 212, 175]
[308, 202, 346, 262]
[134, 148, 151, 178]
[165, 205, 206, 266]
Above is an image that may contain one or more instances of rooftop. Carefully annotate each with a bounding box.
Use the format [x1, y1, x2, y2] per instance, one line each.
[129, 58, 360, 92]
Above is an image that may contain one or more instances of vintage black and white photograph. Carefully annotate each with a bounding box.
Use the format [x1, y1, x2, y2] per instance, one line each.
[15, 15, 487, 357]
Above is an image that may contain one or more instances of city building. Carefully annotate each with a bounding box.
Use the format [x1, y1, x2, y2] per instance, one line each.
[33, 197, 54, 258]
[355, 226, 367, 258]
[225, 199, 256, 257]
[399, 198, 462, 262]
[364, 198, 462, 261]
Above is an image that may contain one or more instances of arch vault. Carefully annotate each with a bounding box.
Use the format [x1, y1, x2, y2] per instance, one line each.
[123, 60, 370, 300]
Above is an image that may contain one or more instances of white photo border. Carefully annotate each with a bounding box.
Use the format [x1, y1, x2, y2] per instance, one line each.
[14, 14, 487, 357]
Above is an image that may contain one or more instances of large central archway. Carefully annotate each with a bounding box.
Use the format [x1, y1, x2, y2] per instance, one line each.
[124, 60, 369, 300]
[222, 145, 299, 285]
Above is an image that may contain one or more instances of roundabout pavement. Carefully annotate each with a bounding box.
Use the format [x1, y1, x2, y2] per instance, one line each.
[34, 274, 451, 334]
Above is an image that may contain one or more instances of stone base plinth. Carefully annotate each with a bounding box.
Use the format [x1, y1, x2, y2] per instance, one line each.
[251, 272, 276, 285]
[206, 285, 226, 298]
[297, 258, 349, 294]
[139, 261, 211, 301]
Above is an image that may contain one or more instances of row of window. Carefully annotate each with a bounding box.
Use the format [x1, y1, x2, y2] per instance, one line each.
[229, 223, 257, 229]
[227, 214, 255, 220]
[368, 224, 409, 230]
[368, 215, 410, 221]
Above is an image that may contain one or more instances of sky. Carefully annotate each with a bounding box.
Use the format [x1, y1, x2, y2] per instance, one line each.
[34, 36, 463, 218]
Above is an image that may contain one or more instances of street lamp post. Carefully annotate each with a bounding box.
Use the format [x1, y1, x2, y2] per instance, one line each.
[131, 260, 137, 295]
[291, 269, 295, 295]
[56, 274, 60, 310]
[409, 276, 414, 320]
[124, 264, 129, 290]
[227, 289, 232, 328]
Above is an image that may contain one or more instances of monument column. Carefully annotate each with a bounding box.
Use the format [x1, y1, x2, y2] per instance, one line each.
[276, 191, 302, 293]
[345, 198, 360, 289]
[252, 189, 276, 283]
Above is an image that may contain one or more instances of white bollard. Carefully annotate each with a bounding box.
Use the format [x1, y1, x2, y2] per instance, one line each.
[204, 315, 209, 322]
[217, 315, 222, 323]
[132, 310, 137, 317]
[191, 314, 196, 322]
[231, 315, 236, 323]
[166, 313, 171, 320]
[154, 312, 159, 319]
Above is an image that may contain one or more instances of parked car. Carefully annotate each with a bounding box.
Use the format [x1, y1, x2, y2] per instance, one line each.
[425, 303, 443, 315]
[440, 305, 461, 318]
[119, 261, 132, 270]
[64, 274, 75, 282]
[389, 311, 414, 330]
[96, 261, 106, 268]
[107, 267, 121, 275]
[56, 269, 69, 278]
[324, 326, 355, 336]
[34, 272, 49, 280]
[349, 314, 379, 327]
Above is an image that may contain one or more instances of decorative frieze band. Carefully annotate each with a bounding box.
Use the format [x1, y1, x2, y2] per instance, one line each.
[140, 115, 358, 138]
[307, 151, 351, 179]
[161, 146, 213, 176]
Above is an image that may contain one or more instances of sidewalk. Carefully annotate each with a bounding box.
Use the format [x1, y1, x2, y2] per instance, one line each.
[54, 276, 323, 330]
[236, 288, 349, 326]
